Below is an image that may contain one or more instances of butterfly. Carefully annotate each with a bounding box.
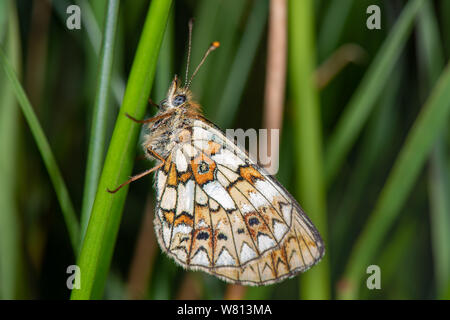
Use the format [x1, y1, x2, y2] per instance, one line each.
[108, 21, 324, 286]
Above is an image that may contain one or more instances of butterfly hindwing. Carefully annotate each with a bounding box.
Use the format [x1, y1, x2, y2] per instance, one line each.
[153, 118, 324, 285]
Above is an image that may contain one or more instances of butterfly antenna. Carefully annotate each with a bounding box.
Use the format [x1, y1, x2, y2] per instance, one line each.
[186, 41, 220, 89]
[184, 18, 194, 87]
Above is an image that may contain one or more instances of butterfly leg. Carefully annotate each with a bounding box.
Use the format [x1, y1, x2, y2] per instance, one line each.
[125, 111, 173, 124]
[148, 98, 159, 109]
[107, 148, 165, 194]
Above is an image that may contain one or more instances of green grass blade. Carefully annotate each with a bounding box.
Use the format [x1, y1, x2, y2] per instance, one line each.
[70, 0, 172, 300]
[428, 141, 450, 298]
[52, 0, 125, 105]
[364, 219, 417, 299]
[331, 67, 400, 266]
[324, 0, 425, 185]
[190, 0, 247, 118]
[80, 0, 120, 245]
[440, 0, 450, 57]
[0, 45, 80, 256]
[338, 61, 450, 299]
[215, 0, 268, 127]
[317, 0, 354, 61]
[75, 0, 103, 54]
[0, 0, 23, 299]
[416, 1, 450, 299]
[289, 0, 330, 299]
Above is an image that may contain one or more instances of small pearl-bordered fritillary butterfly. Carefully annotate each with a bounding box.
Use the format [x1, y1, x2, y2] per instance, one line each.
[109, 20, 324, 285]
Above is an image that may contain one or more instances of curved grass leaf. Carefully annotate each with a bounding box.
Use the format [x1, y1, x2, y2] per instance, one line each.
[216, 0, 268, 128]
[80, 0, 120, 244]
[0, 38, 80, 256]
[71, 0, 172, 300]
[338, 61, 450, 299]
[416, 1, 450, 299]
[324, 0, 425, 185]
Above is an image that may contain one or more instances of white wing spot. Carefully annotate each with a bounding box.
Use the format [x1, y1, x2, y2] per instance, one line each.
[182, 143, 198, 158]
[193, 127, 214, 141]
[191, 249, 210, 267]
[176, 149, 188, 172]
[257, 233, 276, 252]
[281, 203, 292, 225]
[161, 187, 176, 210]
[241, 203, 253, 214]
[156, 171, 167, 201]
[255, 179, 281, 202]
[161, 220, 171, 248]
[209, 198, 219, 211]
[212, 149, 245, 171]
[216, 171, 230, 190]
[176, 180, 195, 215]
[240, 242, 257, 264]
[216, 248, 236, 266]
[193, 140, 211, 152]
[203, 180, 236, 211]
[248, 191, 268, 209]
[195, 185, 208, 205]
[273, 220, 288, 241]
[173, 224, 192, 235]
[218, 164, 241, 183]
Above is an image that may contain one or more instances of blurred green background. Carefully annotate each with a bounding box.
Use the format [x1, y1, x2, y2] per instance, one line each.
[0, 0, 449, 300]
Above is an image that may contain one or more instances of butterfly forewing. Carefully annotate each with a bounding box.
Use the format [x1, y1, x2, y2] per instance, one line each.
[153, 118, 324, 285]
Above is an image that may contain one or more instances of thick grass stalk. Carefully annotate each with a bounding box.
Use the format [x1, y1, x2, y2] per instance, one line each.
[338, 61, 450, 299]
[126, 10, 175, 300]
[324, 0, 425, 185]
[71, 0, 172, 300]
[0, 0, 23, 299]
[288, 0, 330, 299]
[80, 0, 120, 245]
[0, 48, 80, 255]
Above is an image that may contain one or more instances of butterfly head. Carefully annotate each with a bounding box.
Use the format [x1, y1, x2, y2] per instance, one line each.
[159, 75, 193, 111]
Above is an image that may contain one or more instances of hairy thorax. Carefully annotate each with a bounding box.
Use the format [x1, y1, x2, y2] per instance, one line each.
[142, 108, 195, 160]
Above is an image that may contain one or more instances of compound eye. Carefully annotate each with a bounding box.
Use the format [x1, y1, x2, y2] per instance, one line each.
[173, 95, 186, 107]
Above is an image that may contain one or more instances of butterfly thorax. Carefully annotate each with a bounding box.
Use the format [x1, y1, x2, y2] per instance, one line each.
[142, 76, 202, 161]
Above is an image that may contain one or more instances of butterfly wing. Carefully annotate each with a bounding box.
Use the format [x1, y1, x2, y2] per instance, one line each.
[153, 118, 324, 285]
